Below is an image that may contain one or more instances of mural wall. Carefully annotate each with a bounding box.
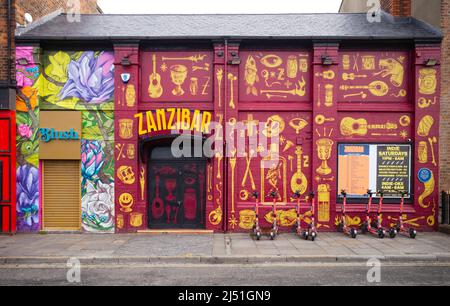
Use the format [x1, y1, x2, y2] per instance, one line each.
[15, 48, 115, 233]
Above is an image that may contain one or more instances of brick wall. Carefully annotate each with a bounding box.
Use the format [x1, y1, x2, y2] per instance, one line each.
[441, 0, 450, 191]
[381, 0, 412, 16]
[15, 0, 100, 25]
[0, 0, 100, 81]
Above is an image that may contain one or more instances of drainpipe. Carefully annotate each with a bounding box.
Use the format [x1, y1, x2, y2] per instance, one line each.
[7, 0, 13, 88]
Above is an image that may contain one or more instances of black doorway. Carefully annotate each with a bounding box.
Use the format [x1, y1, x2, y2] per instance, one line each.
[147, 146, 206, 229]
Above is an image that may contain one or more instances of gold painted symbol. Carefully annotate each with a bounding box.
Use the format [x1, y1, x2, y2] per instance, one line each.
[126, 84, 136, 107]
[419, 68, 437, 95]
[342, 73, 367, 81]
[130, 213, 143, 228]
[228, 73, 237, 109]
[260, 54, 283, 68]
[316, 139, 334, 176]
[263, 115, 286, 138]
[340, 118, 398, 137]
[242, 150, 256, 191]
[192, 63, 210, 71]
[428, 137, 437, 166]
[243, 114, 259, 137]
[189, 77, 198, 96]
[126, 144, 135, 160]
[418, 97, 437, 109]
[229, 149, 237, 229]
[342, 55, 350, 70]
[245, 55, 259, 96]
[419, 171, 435, 209]
[161, 54, 207, 63]
[375, 57, 405, 87]
[299, 57, 308, 73]
[324, 84, 334, 107]
[418, 141, 428, 164]
[261, 79, 306, 97]
[118, 119, 133, 140]
[315, 70, 335, 80]
[289, 118, 308, 135]
[148, 54, 163, 99]
[217, 68, 224, 107]
[287, 55, 299, 79]
[318, 184, 331, 222]
[117, 166, 136, 185]
[361, 55, 376, 70]
[315, 115, 335, 125]
[343, 92, 367, 99]
[391, 89, 407, 98]
[340, 81, 389, 97]
[399, 115, 411, 127]
[117, 214, 124, 229]
[140, 166, 145, 200]
[239, 210, 256, 230]
[119, 193, 134, 213]
[290, 146, 308, 195]
[417, 115, 435, 137]
[115, 144, 126, 161]
[170, 65, 188, 96]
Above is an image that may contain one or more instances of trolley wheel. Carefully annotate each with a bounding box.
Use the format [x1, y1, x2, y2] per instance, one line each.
[350, 228, 357, 239]
[270, 231, 276, 240]
[311, 232, 317, 242]
[378, 229, 385, 239]
[361, 223, 368, 234]
[302, 231, 308, 240]
[256, 231, 262, 241]
[389, 228, 397, 239]
[409, 229, 417, 239]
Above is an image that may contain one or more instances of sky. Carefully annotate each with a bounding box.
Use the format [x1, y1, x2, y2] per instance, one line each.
[97, 0, 343, 14]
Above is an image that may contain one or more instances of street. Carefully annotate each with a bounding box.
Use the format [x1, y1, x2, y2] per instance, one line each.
[0, 263, 449, 286]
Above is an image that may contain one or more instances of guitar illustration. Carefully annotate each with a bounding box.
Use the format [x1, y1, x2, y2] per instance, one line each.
[152, 176, 165, 219]
[148, 54, 163, 98]
[340, 117, 398, 137]
[339, 80, 389, 97]
[290, 146, 308, 195]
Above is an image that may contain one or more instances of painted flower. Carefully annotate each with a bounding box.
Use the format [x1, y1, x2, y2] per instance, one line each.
[16, 86, 38, 112]
[81, 140, 105, 181]
[82, 181, 115, 232]
[16, 165, 39, 230]
[59, 51, 115, 104]
[18, 124, 33, 139]
[16, 47, 37, 88]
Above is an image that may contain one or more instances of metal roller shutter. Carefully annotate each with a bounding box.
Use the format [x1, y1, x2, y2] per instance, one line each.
[43, 160, 81, 230]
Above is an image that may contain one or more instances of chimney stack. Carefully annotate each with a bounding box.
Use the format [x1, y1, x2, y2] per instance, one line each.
[381, 0, 412, 17]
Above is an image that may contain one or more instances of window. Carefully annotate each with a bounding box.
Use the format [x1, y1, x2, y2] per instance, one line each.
[338, 144, 412, 199]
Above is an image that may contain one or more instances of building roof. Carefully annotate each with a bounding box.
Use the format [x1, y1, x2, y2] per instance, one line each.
[15, 12, 442, 42]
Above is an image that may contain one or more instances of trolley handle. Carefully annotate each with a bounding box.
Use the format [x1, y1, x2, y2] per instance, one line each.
[252, 191, 259, 199]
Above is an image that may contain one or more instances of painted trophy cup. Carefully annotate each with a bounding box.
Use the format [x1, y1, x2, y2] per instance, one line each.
[170, 65, 188, 96]
[316, 138, 334, 176]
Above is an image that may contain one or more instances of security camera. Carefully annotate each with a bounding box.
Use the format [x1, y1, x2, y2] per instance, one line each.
[24, 13, 33, 25]
[121, 73, 131, 84]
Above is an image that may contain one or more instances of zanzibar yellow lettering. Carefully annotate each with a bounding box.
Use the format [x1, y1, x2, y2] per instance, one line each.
[156, 109, 167, 131]
[146, 110, 158, 133]
[167, 108, 176, 130]
[134, 108, 213, 136]
[182, 109, 191, 130]
[134, 113, 148, 136]
[191, 110, 202, 132]
[202, 111, 212, 133]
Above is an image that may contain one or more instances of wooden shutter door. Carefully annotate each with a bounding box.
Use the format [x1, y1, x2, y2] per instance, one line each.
[42, 160, 81, 230]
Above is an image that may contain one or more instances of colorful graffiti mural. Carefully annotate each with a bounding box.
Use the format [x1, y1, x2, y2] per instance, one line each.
[15, 48, 115, 233]
[16, 46, 40, 232]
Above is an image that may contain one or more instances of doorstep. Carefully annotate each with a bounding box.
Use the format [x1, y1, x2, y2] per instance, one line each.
[439, 225, 450, 235]
[137, 229, 214, 235]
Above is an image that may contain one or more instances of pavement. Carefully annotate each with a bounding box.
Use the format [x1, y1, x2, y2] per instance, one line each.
[1, 232, 450, 265]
